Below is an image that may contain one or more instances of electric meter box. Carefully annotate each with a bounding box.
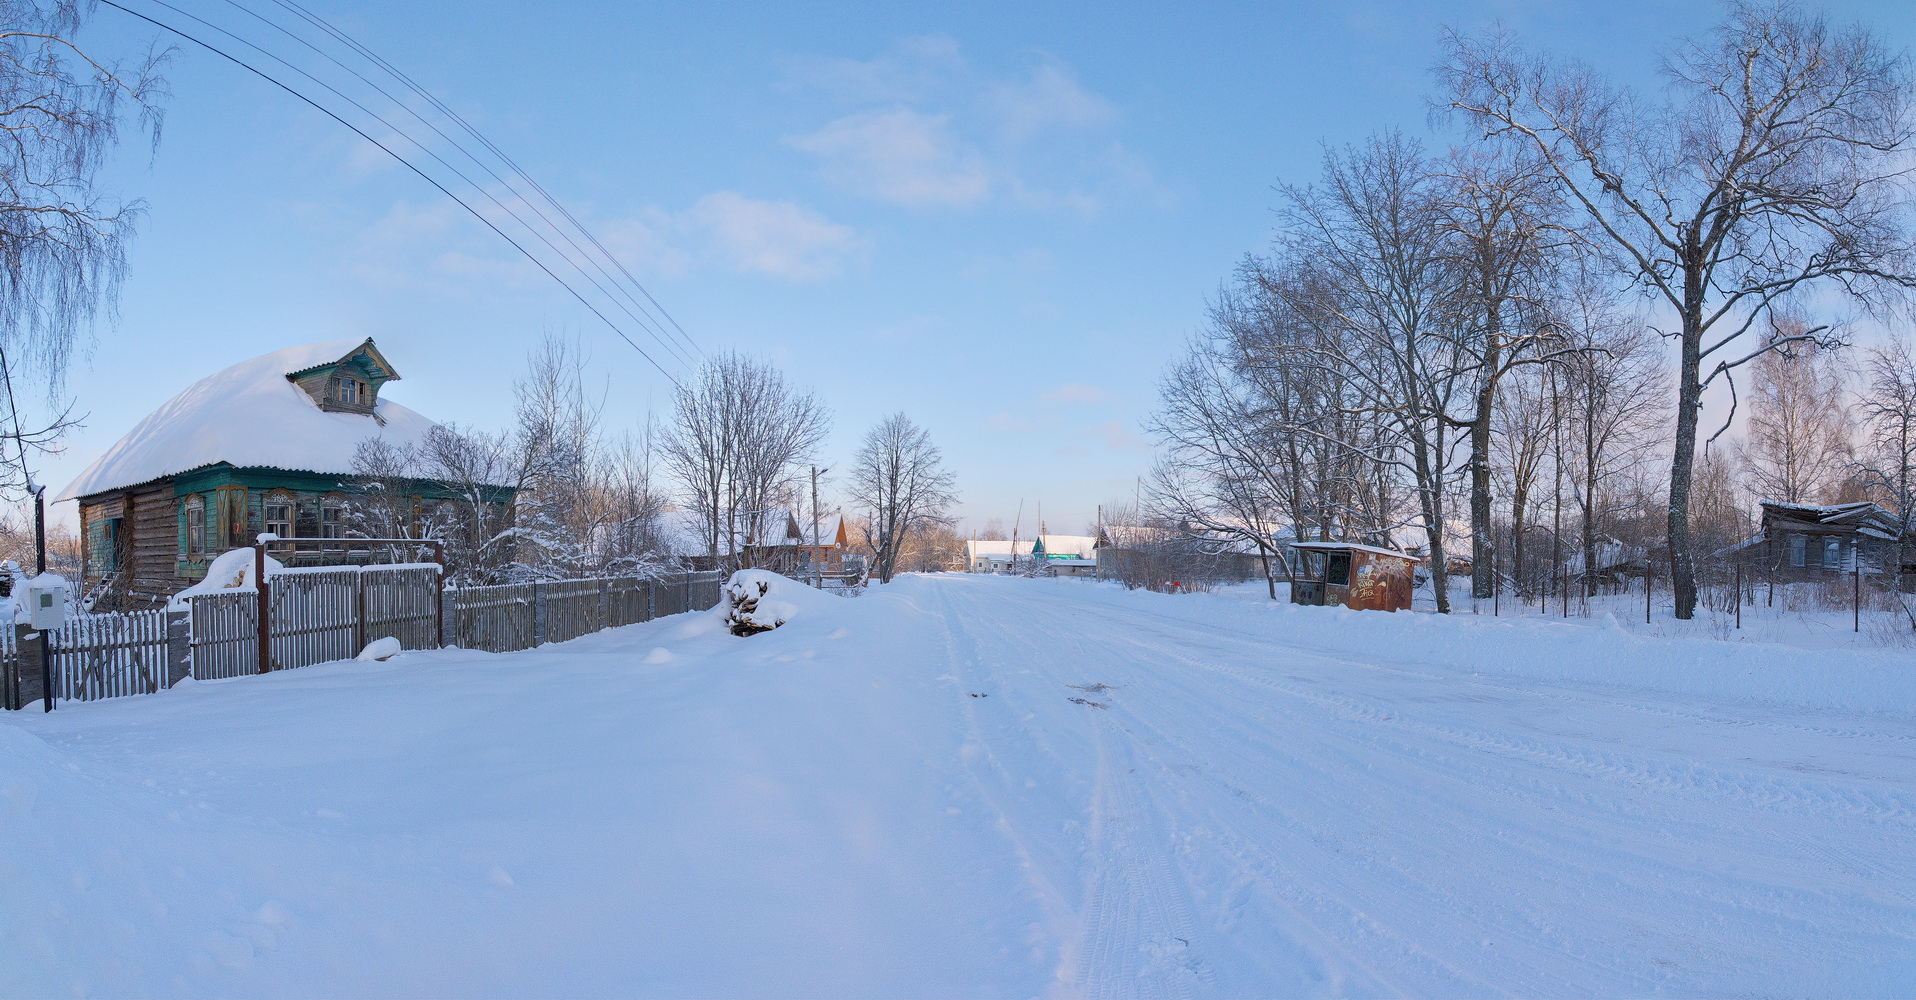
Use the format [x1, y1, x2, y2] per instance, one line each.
[24, 577, 68, 630]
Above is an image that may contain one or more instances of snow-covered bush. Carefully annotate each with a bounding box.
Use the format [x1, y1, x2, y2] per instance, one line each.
[718, 569, 853, 636]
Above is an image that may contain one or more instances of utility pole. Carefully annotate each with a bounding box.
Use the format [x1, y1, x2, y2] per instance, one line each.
[1011, 500, 1023, 576]
[810, 466, 828, 588]
[30, 479, 44, 576]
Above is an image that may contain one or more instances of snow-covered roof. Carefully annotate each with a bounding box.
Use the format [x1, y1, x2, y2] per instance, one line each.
[58, 339, 441, 501]
[1289, 541, 1420, 561]
[967, 535, 1097, 560]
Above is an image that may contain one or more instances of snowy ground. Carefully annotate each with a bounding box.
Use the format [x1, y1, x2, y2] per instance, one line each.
[4, 573, 1913, 997]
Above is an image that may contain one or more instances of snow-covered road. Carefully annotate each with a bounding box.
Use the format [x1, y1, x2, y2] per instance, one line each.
[5, 574, 1913, 997]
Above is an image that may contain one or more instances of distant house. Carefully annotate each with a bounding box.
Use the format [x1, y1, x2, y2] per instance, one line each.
[655, 507, 854, 577]
[967, 535, 1098, 576]
[1740, 500, 1912, 581]
[57, 339, 513, 604]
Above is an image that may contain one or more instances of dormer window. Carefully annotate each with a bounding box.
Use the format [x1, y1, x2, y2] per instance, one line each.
[288, 339, 400, 414]
[340, 378, 358, 404]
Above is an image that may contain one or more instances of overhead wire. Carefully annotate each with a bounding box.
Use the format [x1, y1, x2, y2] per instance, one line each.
[213, 0, 699, 363]
[95, 0, 691, 382]
[264, 0, 701, 361]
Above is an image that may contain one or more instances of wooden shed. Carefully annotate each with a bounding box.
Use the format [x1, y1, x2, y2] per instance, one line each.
[1288, 541, 1419, 612]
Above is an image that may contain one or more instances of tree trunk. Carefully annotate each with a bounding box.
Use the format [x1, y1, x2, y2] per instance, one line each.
[1668, 273, 1704, 619]
[1470, 413, 1495, 600]
[1512, 488, 1528, 599]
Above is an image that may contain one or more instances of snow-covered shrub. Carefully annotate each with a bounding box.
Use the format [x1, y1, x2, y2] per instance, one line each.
[719, 569, 857, 636]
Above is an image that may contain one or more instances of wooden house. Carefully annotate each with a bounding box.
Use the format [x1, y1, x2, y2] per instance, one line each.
[1287, 541, 1419, 612]
[654, 507, 853, 578]
[1746, 500, 1912, 583]
[57, 339, 514, 605]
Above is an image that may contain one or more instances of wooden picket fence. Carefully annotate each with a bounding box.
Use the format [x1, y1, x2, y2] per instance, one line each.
[7, 568, 724, 710]
[47, 610, 174, 703]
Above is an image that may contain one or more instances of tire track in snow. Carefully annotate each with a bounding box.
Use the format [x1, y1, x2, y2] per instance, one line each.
[915, 576, 1916, 996]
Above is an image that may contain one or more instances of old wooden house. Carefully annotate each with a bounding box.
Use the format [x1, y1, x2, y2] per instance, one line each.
[1747, 500, 1913, 584]
[57, 339, 513, 605]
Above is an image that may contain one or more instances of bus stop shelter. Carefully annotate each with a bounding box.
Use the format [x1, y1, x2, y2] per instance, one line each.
[1288, 541, 1419, 612]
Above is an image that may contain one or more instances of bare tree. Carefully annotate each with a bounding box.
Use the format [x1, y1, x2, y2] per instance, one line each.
[1554, 291, 1668, 597]
[664, 352, 829, 571]
[0, 2, 165, 519]
[1442, 2, 1916, 617]
[1736, 330, 1852, 504]
[1434, 145, 1568, 599]
[1275, 132, 1470, 611]
[1857, 336, 1916, 587]
[849, 412, 957, 584]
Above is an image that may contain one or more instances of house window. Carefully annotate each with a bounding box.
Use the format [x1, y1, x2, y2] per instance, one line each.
[184, 495, 205, 558]
[1789, 535, 1806, 567]
[1326, 552, 1352, 587]
[320, 497, 343, 539]
[340, 378, 358, 404]
[1825, 538, 1843, 569]
[265, 492, 294, 539]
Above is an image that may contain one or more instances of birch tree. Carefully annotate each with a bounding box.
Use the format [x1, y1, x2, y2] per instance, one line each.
[1441, 2, 1916, 617]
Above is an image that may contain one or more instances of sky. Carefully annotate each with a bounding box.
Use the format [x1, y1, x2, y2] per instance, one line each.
[28, 0, 1916, 535]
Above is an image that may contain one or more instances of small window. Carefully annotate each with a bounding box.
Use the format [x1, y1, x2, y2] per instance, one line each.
[1789, 535, 1806, 567]
[1825, 538, 1843, 569]
[320, 497, 344, 539]
[184, 495, 205, 558]
[265, 492, 294, 539]
[340, 378, 358, 404]
[1327, 552, 1352, 587]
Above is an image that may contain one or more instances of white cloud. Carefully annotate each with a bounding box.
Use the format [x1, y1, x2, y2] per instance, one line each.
[354, 191, 862, 289]
[780, 35, 965, 104]
[982, 63, 1117, 142]
[787, 109, 991, 209]
[783, 39, 1157, 215]
[680, 191, 863, 280]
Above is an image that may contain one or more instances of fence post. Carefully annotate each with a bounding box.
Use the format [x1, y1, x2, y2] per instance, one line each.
[165, 609, 191, 687]
[354, 567, 368, 657]
[433, 543, 446, 649]
[1735, 563, 1742, 630]
[255, 542, 271, 674]
[13, 623, 48, 711]
[1645, 560, 1652, 624]
[531, 580, 543, 646]
[1856, 566, 1862, 634]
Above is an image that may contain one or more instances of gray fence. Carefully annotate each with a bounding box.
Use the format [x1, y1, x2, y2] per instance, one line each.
[442, 572, 724, 654]
[5, 568, 725, 710]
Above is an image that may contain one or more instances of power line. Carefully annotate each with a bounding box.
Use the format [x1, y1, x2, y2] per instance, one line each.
[96, 0, 690, 383]
[210, 0, 699, 364]
[263, 0, 701, 362]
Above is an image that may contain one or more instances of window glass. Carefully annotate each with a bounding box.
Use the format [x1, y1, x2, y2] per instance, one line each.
[185, 496, 205, 557]
[340, 378, 357, 404]
[1789, 535, 1806, 567]
[265, 494, 293, 539]
[321, 499, 343, 539]
[1327, 552, 1352, 587]
[1825, 538, 1842, 569]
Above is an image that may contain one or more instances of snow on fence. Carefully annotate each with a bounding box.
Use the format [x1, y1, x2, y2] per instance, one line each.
[46, 611, 175, 703]
[449, 582, 535, 654]
[4, 568, 727, 710]
[190, 592, 257, 679]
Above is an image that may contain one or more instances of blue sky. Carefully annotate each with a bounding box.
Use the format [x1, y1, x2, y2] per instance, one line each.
[37, 0, 1916, 534]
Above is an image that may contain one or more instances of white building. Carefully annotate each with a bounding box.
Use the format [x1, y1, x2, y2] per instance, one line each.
[965, 535, 1099, 576]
